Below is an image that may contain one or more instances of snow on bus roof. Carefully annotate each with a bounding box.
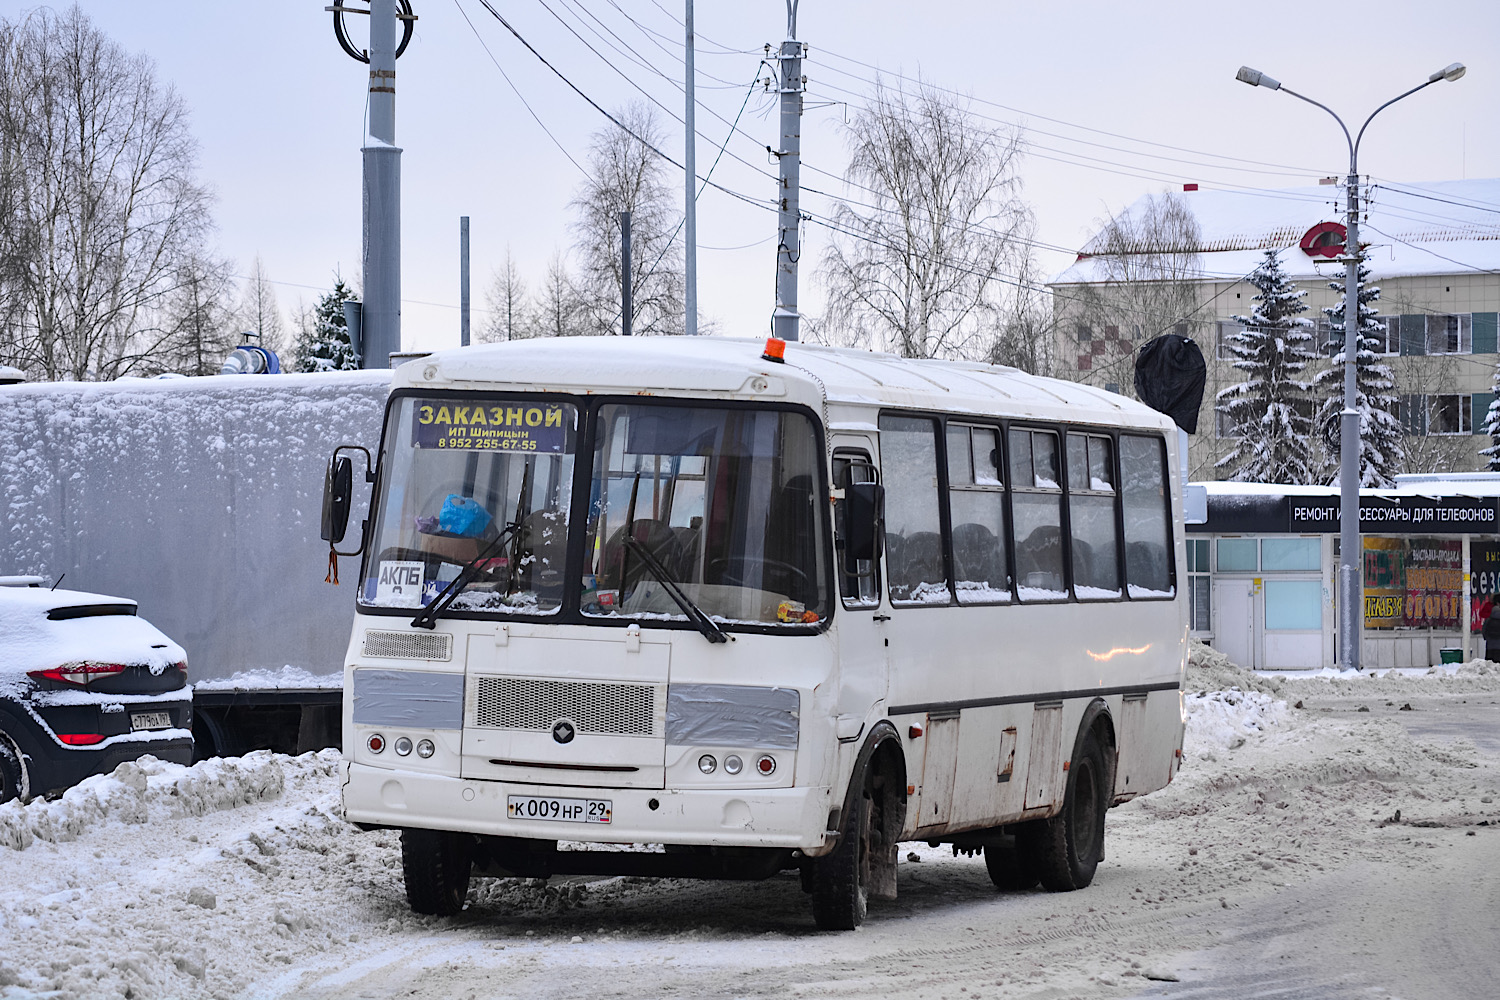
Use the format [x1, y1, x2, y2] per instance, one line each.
[403, 336, 1173, 430]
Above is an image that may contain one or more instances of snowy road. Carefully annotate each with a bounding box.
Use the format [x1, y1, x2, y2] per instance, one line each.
[2, 661, 1497, 1000]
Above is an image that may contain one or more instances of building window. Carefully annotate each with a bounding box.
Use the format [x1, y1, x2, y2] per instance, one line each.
[1427, 314, 1472, 355]
[1261, 537, 1320, 571]
[1315, 316, 1397, 357]
[1215, 320, 1243, 361]
[1215, 408, 1244, 439]
[1430, 394, 1473, 435]
[1187, 538, 1211, 632]
[1217, 538, 1257, 572]
[1076, 323, 1093, 342]
[1265, 580, 1322, 630]
[1403, 394, 1473, 435]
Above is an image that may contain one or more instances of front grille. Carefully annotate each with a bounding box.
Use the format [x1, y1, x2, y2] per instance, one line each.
[473, 676, 656, 736]
[362, 630, 453, 661]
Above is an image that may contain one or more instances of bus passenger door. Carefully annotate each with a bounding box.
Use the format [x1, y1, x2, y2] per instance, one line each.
[831, 442, 889, 743]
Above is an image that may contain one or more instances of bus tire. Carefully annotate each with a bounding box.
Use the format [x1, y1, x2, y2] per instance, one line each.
[1033, 729, 1109, 892]
[983, 839, 1039, 891]
[808, 728, 902, 930]
[400, 828, 474, 916]
[809, 776, 870, 930]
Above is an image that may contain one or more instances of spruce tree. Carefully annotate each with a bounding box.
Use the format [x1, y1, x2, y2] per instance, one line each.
[1214, 249, 1316, 483]
[292, 277, 360, 372]
[1482, 365, 1500, 470]
[1312, 260, 1402, 486]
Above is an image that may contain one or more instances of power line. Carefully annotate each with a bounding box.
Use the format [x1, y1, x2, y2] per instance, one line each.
[452, 0, 589, 177]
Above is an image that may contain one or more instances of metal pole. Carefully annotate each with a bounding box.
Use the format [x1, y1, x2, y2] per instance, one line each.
[1338, 170, 1362, 671]
[361, 0, 401, 368]
[772, 2, 803, 342]
[684, 0, 697, 336]
[621, 211, 633, 337]
[460, 216, 471, 347]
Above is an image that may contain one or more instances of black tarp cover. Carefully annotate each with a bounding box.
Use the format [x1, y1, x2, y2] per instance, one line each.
[1133, 334, 1206, 434]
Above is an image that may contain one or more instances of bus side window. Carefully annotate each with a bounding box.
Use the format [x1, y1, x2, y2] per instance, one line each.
[947, 423, 1010, 604]
[833, 451, 881, 606]
[879, 415, 950, 606]
[1009, 428, 1066, 601]
[1066, 432, 1121, 600]
[1120, 434, 1174, 598]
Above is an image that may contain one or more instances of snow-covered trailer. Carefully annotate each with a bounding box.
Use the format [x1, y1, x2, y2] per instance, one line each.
[0, 371, 387, 758]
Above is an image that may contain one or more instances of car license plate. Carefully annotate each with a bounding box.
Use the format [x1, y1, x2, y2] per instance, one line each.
[507, 795, 612, 824]
[130, 711, 172, 731]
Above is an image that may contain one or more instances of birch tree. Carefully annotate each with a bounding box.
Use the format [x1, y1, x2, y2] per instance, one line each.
[819, 78, 1034, 360]
[0, 7, 219, 380]
[570, 103, 682, 337]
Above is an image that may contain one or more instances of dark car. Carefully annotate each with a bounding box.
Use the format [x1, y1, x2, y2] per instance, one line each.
[0, 578, 192, 802]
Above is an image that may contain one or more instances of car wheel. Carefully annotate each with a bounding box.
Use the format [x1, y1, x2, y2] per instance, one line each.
[0, 734, 26, 804]
[400, 828, 474, 916]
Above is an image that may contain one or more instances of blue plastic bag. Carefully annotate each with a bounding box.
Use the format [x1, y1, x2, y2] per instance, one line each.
[437, 494, 493, 538]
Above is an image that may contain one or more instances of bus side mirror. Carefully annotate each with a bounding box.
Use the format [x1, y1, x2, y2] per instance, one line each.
[844, 482, 883, 571]
[322, 455, 354, 543]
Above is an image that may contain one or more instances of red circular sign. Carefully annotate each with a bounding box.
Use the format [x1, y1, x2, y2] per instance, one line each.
[1300, 221, 1346, 258]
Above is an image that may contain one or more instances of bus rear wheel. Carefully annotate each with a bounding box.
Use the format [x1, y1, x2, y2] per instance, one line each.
[1032, 730, 1109, 891]
[400, 828, 474, 916]
[983, 837, 1039, 891]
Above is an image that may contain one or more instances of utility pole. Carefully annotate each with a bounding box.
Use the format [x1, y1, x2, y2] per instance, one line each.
[621, 211, 633, 337]
[328, 0, 416, 368]
[772, 1, 804, 342]
[684, 0, 697, 336]
[460, 216, 471, 347]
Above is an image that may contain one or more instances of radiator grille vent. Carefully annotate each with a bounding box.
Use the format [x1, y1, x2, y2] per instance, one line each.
[474, 676, 656, 736]
[362, 631, 453, 662]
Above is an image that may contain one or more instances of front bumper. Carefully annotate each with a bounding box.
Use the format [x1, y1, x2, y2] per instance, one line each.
[342, 761, 835, 850]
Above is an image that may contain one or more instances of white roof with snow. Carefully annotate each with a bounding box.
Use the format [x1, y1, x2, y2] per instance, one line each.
[398, 336, 1176, 432]
[1051, 179, 1500, 286]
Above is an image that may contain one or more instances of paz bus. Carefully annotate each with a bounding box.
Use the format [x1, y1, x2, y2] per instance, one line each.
[323, 335, 1187, 929]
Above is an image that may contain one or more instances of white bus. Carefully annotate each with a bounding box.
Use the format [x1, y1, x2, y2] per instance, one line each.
[325, 336, 1187, 929]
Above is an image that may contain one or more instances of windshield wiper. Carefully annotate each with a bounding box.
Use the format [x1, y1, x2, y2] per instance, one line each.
[620, 535, 728, 644]
[411, 521, 523, 630]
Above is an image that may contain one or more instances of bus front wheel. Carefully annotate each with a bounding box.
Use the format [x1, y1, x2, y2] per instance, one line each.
[1031, 729, 1109, 891]
[400, 828, 474, 916]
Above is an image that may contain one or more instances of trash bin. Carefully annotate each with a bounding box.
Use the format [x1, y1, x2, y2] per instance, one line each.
[1439, 647, 1463, 664]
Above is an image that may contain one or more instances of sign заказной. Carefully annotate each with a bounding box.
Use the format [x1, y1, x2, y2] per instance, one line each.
[1288, 495, 1497, 534]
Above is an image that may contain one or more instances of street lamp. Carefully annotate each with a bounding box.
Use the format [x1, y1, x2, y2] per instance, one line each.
[1236, 62, 1465, 672]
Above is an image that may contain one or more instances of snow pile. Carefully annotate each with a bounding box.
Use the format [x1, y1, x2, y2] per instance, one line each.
[1276, 658, 1500, 699]
[1186, 637, 1287, 698]
[1183, 688, 1288, 749]
[0, 752, 285, 852]
[194, 665, 342, 691]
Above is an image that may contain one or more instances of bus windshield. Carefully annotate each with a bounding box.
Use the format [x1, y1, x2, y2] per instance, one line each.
[360, 395, 828, 629]
[582, 403, 828, 627]
[362, 396, 578, 615]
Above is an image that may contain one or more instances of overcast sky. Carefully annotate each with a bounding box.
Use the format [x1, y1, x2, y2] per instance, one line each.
[13, 0, 1498, 352]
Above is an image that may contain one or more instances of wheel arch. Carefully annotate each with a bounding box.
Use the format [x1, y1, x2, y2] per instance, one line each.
[1069, 697, 1117, 797]
[833, 720, 906, 846]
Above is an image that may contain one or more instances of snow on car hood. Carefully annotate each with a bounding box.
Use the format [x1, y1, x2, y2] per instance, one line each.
[0, 587, 186, 684]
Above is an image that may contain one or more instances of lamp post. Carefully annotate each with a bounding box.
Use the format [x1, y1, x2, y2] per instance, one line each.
[1235, 62, 1465, 671]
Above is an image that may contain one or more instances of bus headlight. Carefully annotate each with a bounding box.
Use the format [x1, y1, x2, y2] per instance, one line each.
[723, 754, 743, 775]
[416, 739, 435, 758]
[394, 736, 413, 756]
[697, 754, 717, 774]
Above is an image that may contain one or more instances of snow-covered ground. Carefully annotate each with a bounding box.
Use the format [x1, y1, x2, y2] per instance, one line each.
[3, 661, 1498, 1000]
